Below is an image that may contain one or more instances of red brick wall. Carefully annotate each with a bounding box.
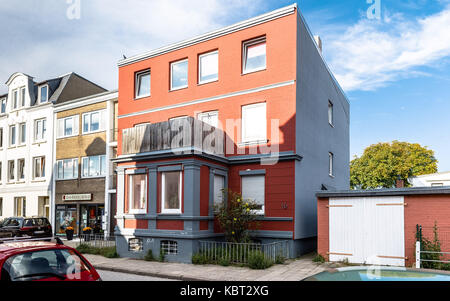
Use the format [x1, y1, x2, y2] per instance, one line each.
[317, 197, 329, 260]
[124, 219, 148, 230]
[156, 220, 184, 230]
[404, 194, 450, 267]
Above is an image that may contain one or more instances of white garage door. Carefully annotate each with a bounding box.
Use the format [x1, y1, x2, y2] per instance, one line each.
[329, 196, 405, 266]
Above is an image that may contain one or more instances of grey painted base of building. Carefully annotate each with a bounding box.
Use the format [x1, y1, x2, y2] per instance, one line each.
[115, 233, 316, 264]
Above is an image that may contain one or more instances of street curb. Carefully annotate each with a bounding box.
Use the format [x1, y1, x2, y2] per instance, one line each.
[93, 265, 207, 281]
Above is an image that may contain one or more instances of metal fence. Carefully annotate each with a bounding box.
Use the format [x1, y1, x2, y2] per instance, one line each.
[77, 234, 116, 248]
[198, 240, 290, 264]
[416, 225, 450, 269]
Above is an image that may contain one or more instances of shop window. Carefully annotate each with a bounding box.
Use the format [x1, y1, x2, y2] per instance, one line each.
[55, 205, 77, 235]
[161, 240, 178, 255]
[129, 238, 143, 252]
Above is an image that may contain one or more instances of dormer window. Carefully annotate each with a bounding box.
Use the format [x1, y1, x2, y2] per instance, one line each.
[39, 85, 48, 103]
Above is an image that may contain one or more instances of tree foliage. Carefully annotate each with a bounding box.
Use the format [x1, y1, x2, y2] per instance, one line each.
[350, 141, 438, 189]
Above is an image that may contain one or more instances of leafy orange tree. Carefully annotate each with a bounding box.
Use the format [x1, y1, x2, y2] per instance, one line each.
[351, 141, 438, 189]
[214, 189, 260, 243]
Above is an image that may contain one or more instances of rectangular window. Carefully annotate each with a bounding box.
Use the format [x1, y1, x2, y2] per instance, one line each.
[13, 90, 18, 110]
[241, 103, 267, 143]
[135, 70, 151, 98]
[161, 171, 182, 214]
[242, 175, 265, 215]
[128, 238, 143, 252]
[34, 119, 47, 142]
[161, 240, 178, 255]
[0, 162, 2, 183]
[170, 59, 188, 91]
[128, 173, 147, 214]
[243, 37, 266, 74]
[0, 198, 2, 216]
[57, 158, 79, 180]
[57, 115, 79, 138]
[198, 111, 219, 128]
[199, 51, 218, 84]
[20, 87, 26, 107]
[19, 123, 26, 145]
[17, 159, 25, 181]
[82, 155, 106, 178]
[14, 197, 26, 217]
[213, 175, 225, 208]
[40, 85, 48, 103]
[1, 98, 6, 114]
[328, 100, 334, 126]
[8, 160, 15, 182]
[33, 156, 46, 179]
[82, 110, 106, 134]
[0, 128, 3, 148]
[329, 152, 334, 177]
[9, 125, 16, 146]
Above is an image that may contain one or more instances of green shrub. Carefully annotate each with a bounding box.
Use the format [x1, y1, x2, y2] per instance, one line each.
[101, 247, 119, 258]
[76, 244, 119, 258]
[313, 254, 326, 263]
[192, 253, 210, 265]
[275, 255, 286, 264]
[144, 249, 155, 261]
[159, 249, 166, 262]
[218, 257, 231, 267]
[248, 251, 273, 270]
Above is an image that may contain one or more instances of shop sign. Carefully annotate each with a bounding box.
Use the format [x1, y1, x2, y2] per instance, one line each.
[63, 194, 92, 201]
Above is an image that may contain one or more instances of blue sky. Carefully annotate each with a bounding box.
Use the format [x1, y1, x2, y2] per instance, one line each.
[0, 0, 449, 171]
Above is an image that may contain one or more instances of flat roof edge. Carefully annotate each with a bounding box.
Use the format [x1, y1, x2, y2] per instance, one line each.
[117, 4, 297, 67]
[316, 186, 450, 198]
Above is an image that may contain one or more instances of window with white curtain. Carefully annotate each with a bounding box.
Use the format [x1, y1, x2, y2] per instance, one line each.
[128, 173, 147, 214]
[161, 171, 182, 214]
[241, 103, 266, 144]
[241, 175, 265, 215]
[199, 51, 218, 84]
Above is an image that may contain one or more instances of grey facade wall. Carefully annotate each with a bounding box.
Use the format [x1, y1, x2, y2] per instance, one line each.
[294, 12, 350, 241]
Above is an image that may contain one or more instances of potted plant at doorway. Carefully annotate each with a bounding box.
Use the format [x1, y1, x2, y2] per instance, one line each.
[65, 227, 74, 241]
[83, 227, 93, 241]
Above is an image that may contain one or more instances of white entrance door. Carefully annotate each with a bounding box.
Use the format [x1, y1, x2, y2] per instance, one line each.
[329, 196, 405, 266]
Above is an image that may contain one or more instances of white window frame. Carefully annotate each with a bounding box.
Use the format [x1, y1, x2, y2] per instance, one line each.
[56, 158, 79, 180]
[34, 118, 47, 142]
[19, 123, 26, 145]
[82, 110, 106, 135]
[329, 152, 334, 177]
[242, 36, 267, 74]
[170, 59, 189, 91]
[14, 197, 26, 217]
[161, 171, 183, 215]
[20, 87, 26, 107]
[12, 90, 18, 110]
[328, 100, 334, 126]
[17, 159, 25, 181]
[57, 115, 79, 139]
[241, 102, 267, 144]
[0, 162, 2, 183]
[198, 50, 219, 85]
[241, 175, 265, 215]
[197, 111, 219, 128]
[33, 156, 46, 180]
[8, 160, 15, 182]
[0, 98, 6, 114]
[81, 155, 106, 178]
[39, 84, 49, 104]
[213, 174, 225, 209]
[9, 125, 16, 147]
[161, 240, 178, 255]
[128, 173, 148, 215]
[0, 128, 3, 149]
[135, 69, 151, 99]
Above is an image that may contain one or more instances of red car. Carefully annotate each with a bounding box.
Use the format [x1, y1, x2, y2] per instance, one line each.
[0, 238, 101, 281]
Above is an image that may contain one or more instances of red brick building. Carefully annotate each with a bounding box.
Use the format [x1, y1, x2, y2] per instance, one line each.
[113, 4, 349, 262]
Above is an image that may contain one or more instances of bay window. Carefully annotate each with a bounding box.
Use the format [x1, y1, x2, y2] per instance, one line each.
[161, 171, 182, 214]
[128, 173, 147, 214]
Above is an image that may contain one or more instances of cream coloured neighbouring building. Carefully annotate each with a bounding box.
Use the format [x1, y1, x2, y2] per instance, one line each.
[410, 171, 450, 187]
[0, 72, 106, 226]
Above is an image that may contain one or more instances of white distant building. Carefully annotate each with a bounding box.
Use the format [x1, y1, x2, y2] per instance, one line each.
[0, 72, 105, 222]
[410, 171, 450, 187]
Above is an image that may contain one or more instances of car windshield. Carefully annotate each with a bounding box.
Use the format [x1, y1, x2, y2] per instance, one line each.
[1, 249, 91, 281]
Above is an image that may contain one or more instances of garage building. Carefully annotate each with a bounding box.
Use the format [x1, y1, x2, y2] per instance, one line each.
[317, 187, 450, 267]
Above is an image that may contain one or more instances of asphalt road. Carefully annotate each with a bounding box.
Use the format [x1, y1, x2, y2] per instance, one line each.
[98, 269, 178, 281]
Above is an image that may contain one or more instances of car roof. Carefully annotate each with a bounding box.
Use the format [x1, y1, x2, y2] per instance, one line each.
[0, 241, 71, 259]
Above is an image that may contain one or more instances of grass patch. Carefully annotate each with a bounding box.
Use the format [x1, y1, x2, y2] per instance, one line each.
[312, 253, 326, 263]
[144, 249, 155, 261]
[76, 244, 119, 259]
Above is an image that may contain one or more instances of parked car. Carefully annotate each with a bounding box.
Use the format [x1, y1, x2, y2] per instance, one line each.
[304, 266, 450, 281]
[0, 238, 101, 281]
[0, 217, 52, 239]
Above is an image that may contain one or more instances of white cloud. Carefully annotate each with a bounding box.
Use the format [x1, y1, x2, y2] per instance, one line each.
[325, 6, 450, 91]
[0, 0, 263, 94]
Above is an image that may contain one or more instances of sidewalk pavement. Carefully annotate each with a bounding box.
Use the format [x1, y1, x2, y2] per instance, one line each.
[83, 253, 328, 281]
